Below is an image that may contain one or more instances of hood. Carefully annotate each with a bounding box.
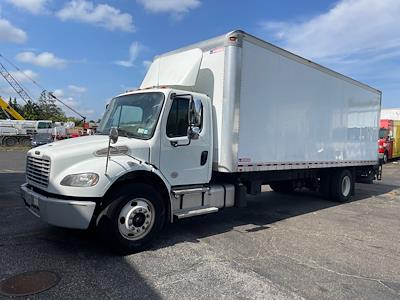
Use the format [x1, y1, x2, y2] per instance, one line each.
[27, 135, 150, 188]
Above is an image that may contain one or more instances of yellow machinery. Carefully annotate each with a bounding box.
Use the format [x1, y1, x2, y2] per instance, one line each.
[0, 96, 24, 120]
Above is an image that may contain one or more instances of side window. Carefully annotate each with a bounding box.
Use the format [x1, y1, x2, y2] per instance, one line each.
[166, 98, 189, 137]
[37, 122, 45, 129]
[37, 122, 52, 129]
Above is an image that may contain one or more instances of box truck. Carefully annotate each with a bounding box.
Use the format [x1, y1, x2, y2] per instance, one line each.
[21, 30, 381, 252]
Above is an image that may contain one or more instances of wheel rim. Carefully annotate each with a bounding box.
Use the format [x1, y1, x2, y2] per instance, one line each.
[118, 198, 155, 241]
[341, 175, 351, 197]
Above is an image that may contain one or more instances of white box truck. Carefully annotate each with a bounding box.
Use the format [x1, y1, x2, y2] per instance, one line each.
[21, 30, 381, 253]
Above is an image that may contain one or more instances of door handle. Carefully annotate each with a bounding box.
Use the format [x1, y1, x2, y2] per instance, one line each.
[200, 151, 208, 166]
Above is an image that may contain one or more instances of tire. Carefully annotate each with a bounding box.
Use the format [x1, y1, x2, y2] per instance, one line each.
[329, 169, 354, 203]
[4, 136, 17, 147]
[98, 183, 166, 254]
[19, 137, 31, 147]
[383, 152, 388, 164]
[269, 181, 295, 193]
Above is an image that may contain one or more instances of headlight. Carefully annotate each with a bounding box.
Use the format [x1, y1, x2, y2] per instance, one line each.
[60, 173, 99, 187]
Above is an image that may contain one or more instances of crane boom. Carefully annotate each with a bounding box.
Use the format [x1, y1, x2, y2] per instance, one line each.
[0, 54, 86, 124]
[0, 62, 33, 104]
[0, 96, 24, 120]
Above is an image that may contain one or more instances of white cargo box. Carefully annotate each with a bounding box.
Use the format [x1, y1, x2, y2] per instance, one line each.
[142, 30, 381, 173]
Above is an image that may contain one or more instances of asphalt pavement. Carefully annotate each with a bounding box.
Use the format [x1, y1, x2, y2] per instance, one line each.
[0, 150, 399, 299]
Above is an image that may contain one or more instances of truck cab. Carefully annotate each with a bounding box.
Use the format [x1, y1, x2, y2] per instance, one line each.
[21, 88, 224, 253]
[378, 123, 392, 163]
[379, 119, 400, 163]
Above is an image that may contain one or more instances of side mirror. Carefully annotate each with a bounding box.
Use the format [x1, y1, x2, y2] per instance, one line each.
[187, 98, 202, 140]
[189, 98, 203, 128]
[109, 127, 118, 144]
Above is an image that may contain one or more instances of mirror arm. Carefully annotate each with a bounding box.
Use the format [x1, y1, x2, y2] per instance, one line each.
[105, 127, 119, 175]
[105, 136, 112, 175]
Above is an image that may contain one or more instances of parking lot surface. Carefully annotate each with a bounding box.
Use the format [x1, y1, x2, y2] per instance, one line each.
[0, 150, 399, 299]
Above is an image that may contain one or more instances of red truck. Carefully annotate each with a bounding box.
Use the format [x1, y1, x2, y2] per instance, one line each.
[379, 119, 400, 163]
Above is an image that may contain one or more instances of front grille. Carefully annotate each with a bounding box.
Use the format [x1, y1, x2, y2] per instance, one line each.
[26, 156, 50, 187]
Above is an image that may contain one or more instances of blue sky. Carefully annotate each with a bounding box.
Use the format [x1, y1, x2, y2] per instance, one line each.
[0, 0, 398, 120]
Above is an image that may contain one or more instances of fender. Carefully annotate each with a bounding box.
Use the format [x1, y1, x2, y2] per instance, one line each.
[97, 157, 175, 224]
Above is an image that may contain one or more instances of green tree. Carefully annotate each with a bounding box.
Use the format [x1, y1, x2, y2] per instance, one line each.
[7, 97, 24, 116]
[65, 116, 85, 126]
[36, 90, 66, 121]
[21, 100, 40, 120]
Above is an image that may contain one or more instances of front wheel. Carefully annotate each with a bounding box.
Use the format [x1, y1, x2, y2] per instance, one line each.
[98, 183, 166, 254]
[3, 136, 17, 147]
[383, 151, 388, 164]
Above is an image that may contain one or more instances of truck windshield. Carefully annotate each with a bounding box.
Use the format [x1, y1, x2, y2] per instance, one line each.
[97, 92, 164, 139]
[379, 128, 388, 139]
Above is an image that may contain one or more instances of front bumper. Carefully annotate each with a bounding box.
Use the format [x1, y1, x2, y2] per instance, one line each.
[20, 183, 96, 229]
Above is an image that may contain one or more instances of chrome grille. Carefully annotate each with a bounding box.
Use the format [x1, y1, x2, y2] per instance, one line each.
[26, 156, 50, 187]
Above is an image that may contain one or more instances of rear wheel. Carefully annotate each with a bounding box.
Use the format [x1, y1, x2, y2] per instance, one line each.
[269, 181, 295, 193]
[19, 137, 31, 147]
[98, 183, 166, 254]
[329, 169, 354, 202]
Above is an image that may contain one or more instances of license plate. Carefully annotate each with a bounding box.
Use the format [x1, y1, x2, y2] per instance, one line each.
[23, 190, 39, 212]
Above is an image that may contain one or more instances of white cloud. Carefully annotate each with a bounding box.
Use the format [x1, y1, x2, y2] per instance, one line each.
[55, 96, 78, 110]
[6, 0, 49, 14]
[0, 18, 27, 43]
[9, 69, 39, 83]
[64, 97, 78, 108]
[15, 51, 67, 69]
[85, 109, 94, 115]
[114, 42, 142, 67]
[68, 84, 86, 93]
[52, 89, 64, 98]
[137, 0, 200, 17]
[57, 0, 134, 32]
[260, 0, 400, 108]
[260, 0, 400, 63]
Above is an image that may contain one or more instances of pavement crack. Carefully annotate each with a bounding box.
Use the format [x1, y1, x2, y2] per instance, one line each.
[268, 236, 400, 296]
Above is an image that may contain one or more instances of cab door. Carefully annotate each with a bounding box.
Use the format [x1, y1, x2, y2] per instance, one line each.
[159, 94, 212, 186]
